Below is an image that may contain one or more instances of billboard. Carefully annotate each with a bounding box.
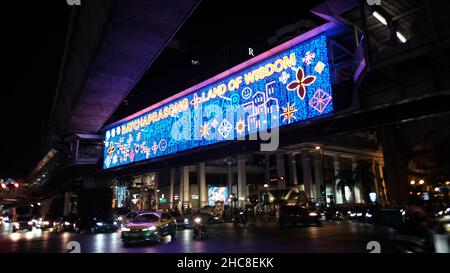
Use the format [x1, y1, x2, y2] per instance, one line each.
[103, 33, 333, 169]
[208, 186, 230, 206]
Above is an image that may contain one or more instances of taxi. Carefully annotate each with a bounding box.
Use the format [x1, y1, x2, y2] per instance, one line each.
[121, 212, 176, 245]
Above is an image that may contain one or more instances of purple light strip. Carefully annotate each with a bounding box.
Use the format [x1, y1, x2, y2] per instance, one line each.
[103, 21, 338, 131]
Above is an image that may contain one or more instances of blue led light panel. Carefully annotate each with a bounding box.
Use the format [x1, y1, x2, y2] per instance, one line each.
[103, 34, 333, 169]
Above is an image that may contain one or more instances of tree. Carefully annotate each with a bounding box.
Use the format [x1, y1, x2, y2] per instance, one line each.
[335, 169, 355, 204]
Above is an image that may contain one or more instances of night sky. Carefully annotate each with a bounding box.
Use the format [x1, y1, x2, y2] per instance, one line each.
[0, 0, 322, 179]
[0, 2, 70, 179]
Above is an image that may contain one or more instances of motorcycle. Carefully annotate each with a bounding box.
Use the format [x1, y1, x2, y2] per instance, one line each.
[193, 217, 207, 240]
[233, 210, 247, 227]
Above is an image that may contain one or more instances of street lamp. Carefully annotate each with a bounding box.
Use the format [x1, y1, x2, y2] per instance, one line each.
[315, 145, 327, 205]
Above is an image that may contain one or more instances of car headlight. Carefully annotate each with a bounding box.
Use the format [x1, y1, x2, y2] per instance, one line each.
[96, 222, 104, 226]
[356, 213, 363, 217]
[365, 213, 372, 218]
[64, 221, 70, 226]
[27, 221, 33, 225]
[183, 218, 189, 224]
[121, 227, 130, 232]
[117, 217, 123, 221]
[43, 221, 50, 225]
[142, 226, 157, 231]
[308, 212, 318, 217]
[113, 221, 117, 225]
[194, 217, 202, 224]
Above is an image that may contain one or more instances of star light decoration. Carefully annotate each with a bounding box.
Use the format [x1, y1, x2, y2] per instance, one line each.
[200, 122, 210, 138]
[286, 67, 316, 100]
[190, 93, 203, 109]
[235, 119, 246, 135]
[309, 89, 332, 113]
[280, 102, 298, 123]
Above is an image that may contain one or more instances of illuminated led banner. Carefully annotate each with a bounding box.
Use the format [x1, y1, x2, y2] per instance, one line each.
[103, 33, 333, 169]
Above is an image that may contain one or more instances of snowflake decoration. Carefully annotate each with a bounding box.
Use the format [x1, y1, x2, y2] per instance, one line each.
[235, 119, 246, 135]
[112, 155, 118, 165]
[309, 89, 332, 113]
[151, 141, 159, 154]
[287, 67, 316, 100]
[210, 119, 218, 128]
[280, 102, 298, 123]
[143, 147, 151, 158]
[302, 51, 316, 65]
[278, 72, 290, 84]
[218, 119, 232, 139]
[200, 122, 210, 138]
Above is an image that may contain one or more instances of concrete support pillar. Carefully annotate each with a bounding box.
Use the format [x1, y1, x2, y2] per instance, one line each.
[352, 158, 362, 203]
[276, 153, 286, 189]
[313, 154, 324, 202]
[373, 160, 388, 204]
[288, 153, 298, 186]
[301, 151, 314, 201]
[334, 156, 343, 204]
[227, 157, 233, 197]
[371, 160, 380, 194]
[180, 166, 190, 208]
[376, 161, 388, 204]
[169, 168, 175, 209]
[237, 155, 247, 207]
[264, 155, 270, 182]
[154, 173, 159, 210]
[379, 125, 409, 207]
[197, 162, 207, 208]
[63, 192, 72, 216]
